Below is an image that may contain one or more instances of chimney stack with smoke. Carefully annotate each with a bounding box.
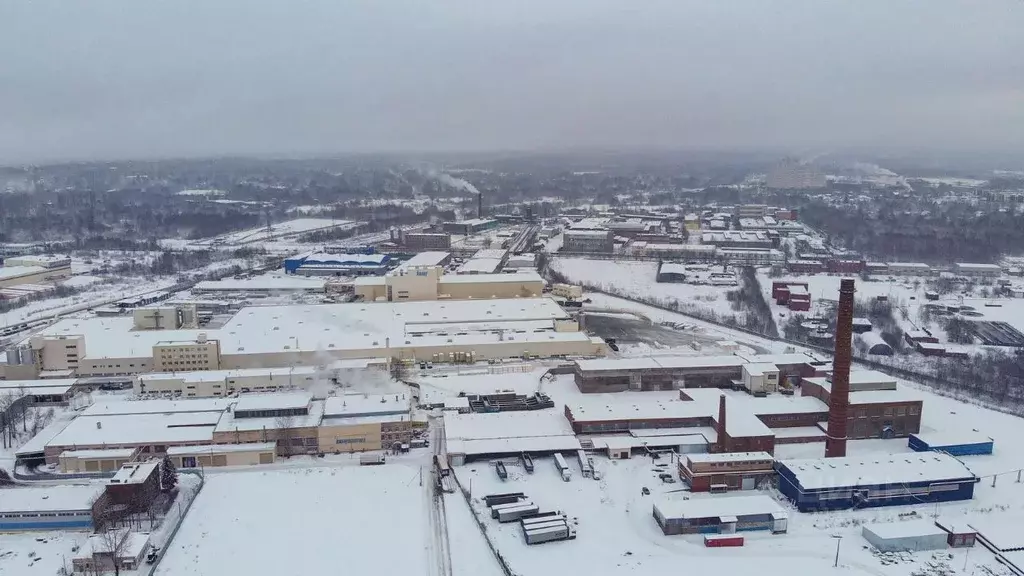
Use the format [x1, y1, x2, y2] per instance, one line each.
[717, 394, 729, 453]
[478, 192, 484, 219]
[825, 278, 856, 458]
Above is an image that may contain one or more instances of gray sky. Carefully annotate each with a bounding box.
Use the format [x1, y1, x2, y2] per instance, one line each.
[1, 0, 1022, 164]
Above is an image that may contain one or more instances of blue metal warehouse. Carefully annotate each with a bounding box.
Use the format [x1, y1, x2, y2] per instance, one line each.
[776, 453, 977, 512]
[0, 485, 101, 531]
[908, 432, 994, 456]
[284, 252, 390, 276]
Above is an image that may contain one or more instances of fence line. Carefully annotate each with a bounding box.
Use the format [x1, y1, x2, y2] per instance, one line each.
[451, 472, 518, 576]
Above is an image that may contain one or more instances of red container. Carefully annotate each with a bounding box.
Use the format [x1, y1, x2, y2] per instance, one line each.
[704, 535, 744, 547]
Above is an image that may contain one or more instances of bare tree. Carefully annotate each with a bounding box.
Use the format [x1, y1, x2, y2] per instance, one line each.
[274, 414, 298, 456]
[96, 527, 130, 576]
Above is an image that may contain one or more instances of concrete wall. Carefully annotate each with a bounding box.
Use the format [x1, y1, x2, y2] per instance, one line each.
[318, 421, 383, 453]
[439, 278, 543, 300]
[134, 371, 317, 397]
[152, 340, 221, 372]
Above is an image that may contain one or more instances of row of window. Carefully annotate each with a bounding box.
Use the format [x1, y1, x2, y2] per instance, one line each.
[0, 511, 89, 519]
[336, 437, 368, 445]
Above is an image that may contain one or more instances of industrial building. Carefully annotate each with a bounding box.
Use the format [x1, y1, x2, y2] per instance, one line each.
[572, 352, 819, 393]
[701, 231, 774, 250]
[653, 495, 788, 535]
[639, 243, 717, 261]
[0, 262, 72, 288]
[284, 252, 391, 276]
[862, 520, 950, 552]
[443, 218, 499, 235]
[192, 275, 328, 295]
[458, 248, 509, 274]
[775, 453, 977, 511]
[354, 265, 545, 302]
[678, 452, 775, 492]
[908, 432, 994, 456]
[134, 366, 321, 397]
[886, 262, 932, 276]
[562, 229, 614, 253]
[0, 485, 102, 531]
[800, 373, 923, 439]
[23, 297, 604, 377]
[953, 263, 1002, 278]
[72, 530, 152, 574]
[390, 229, 452, 251]
[444, 410, 581, 465]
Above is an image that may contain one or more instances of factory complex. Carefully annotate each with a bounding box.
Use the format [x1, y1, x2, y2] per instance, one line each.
[14, 296, 606, 378]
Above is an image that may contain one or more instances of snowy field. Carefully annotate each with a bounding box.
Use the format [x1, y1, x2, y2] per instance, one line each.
[154, 465, 433, 576]
[183, 218, 360, 247]
[0, 531, 88, 575]
[553, 258, 742, 323]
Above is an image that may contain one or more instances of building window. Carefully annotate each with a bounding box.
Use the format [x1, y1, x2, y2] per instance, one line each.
[896, 406, 907, 416]
[908, 405, 919, 415]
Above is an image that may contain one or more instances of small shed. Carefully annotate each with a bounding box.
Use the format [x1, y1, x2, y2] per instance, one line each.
[862, 520, 949, 552]
[851, 317, 873, 334]
[909, 432, 994, 456]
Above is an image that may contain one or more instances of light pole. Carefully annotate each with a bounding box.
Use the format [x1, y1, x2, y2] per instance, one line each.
[832, 535, 843, 568]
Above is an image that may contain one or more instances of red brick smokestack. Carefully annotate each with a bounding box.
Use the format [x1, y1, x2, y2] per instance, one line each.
[717, 394, 729, 453]
[825, 278, 856, 458]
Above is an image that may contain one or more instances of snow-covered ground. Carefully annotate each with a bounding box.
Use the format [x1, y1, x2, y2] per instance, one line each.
[154, 464, 434, 576]
[0, 530, 89, 575]
[0, 277, 176, 328]
[553, 258, 743, 324]
[169, 218, 361, 249]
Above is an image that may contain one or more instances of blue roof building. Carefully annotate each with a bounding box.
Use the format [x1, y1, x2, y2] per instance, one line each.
[284, 252, 391, 276]
[776, 453, 977, 512]
[909, 432, 994, 456]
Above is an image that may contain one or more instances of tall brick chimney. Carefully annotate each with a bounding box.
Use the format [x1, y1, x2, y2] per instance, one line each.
[717, 394, 729, 453]
[825, 278, 856, 458]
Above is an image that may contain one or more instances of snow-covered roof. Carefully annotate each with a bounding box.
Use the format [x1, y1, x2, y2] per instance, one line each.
[654, 495, 785, 521]
[443, 397, 471, 410]
[863, 519, 947, 540]
[233, 391, 312, 413]
[85, 531, 150, 558]
[440, 270, 543, 284]
[743, 362, 779, 376]
[323, 393, 410, 418]
[954, 263, 1002, 271]
[575, 354, 745, 373]
[109, 460, 159, 485]
[910, 431, 993, 448]
[59, 448, 137, 459]
[445, 410, 574, 441]
[194, 275, 326, 292]
[0, 485, 103, 514]
[139, 366, 318, 385]
[14, 416, 74, 456]
[50, 412, 221, 447]
[303, 252, 389, 265]
[215, 400, 324, 433]
[0, 265, 47, 280]
[471, 249, 507, 260]
[736, 352, 821, 365]
[0, 378, 78, 391]
[686, 451, 773, 464]
[31, 297, 575, 358]
[564, 229, 611, 238]
[397, 251, 450, 269]
[82, 397, 231, 416]
[779, 453, 975, 490]
[887, 262, 931, 269]
[446, 436, 581, 456]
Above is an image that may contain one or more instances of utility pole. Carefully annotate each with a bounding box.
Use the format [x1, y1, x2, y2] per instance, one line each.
[832, 535, 843, 568]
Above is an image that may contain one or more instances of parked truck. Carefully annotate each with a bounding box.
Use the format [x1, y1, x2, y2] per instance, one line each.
[360, 453, 385, 466]
[553, 453, 571, 481]
[521, 452, 535, 473]
[495, 461, 508, 480]
[525, 524, 571, 545]
[497, 503, 540, 523]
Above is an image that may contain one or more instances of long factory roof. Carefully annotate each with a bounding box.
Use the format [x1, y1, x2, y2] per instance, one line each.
[778, 453, 976, 490]
[28, 297, 578, 359]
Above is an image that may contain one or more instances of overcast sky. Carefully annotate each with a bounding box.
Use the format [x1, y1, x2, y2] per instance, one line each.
[1, 0, 1022, 163]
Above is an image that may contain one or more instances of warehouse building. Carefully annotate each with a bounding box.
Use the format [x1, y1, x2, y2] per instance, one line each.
[284, 252, 391, 276]
[0, 262, 72, 288]
[887, 262, 932, 276]
[862, 520, 949, 552]
[166, 443, 277, 468]
[563, 229, 614, 253]
[458, 248, 509, 274]
[394, 251, 452, 271]
[776, 453, 977, 512]
[354, 265, 545, 302]
[0, 378, 79, 404]
[678, 452, 775, 492]
[953, 263, 1002, 278]
[443, 218, 499, 235]
[908, 432, 994, 456]
[0, 485, 102, 531]
[134, 366, 320, 397]
[390, 229, 452, 251]
[444, 410, 581, 465]
[24, 297, 605, 377]
[192, 275, 327, 295]
[653, 495, 788, 535]
[701, 231, 773, 250]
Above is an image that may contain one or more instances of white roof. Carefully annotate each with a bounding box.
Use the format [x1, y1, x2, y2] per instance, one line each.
[955, 263, 1002, 270]
[736, 352, 820, 365]
[471, 249, 507, 260]
[575, 354, 745, 373]
[0, 378, 78, 391]
[743, 362, 779, 376]
[303, 252, 388, 265]
[86, 531, 150, 558]
[864, 520, 947, 540]
[847, 388, 922, 404]
[194, 275, 326, 292]
[888, 262, 931, 269]
[398, 252, 450, 269]
[564, 229, 611, 238]
[60, 448, 137, 459]
[654, 495, 784, 521]
[138, 366, 319, 384]
[0, 485, 103, 513]
[109, 460, 160, 485]
[83, 397, 231, 416]
[323, 393, 410, 418]
[779, 453, 975, 490]
[166, 442, 277, 456]
[457, 258, 503, 274]
[0, 265, 47, 280]
[911, 431, 993, 448]
[444, 410, 575, 442]
[442, 397, 470, 410]
[849, 370, 898, 385]
[440, 270, 543, 285]
[686, 451, 773, 464]
[233, 392, 312, 412]
[30, 297, 576, 358]
[14, 416, 75, 456]
[214, 400, 324, 433]
[49, 412, 221, 448]
[446, 436, 581, 456]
